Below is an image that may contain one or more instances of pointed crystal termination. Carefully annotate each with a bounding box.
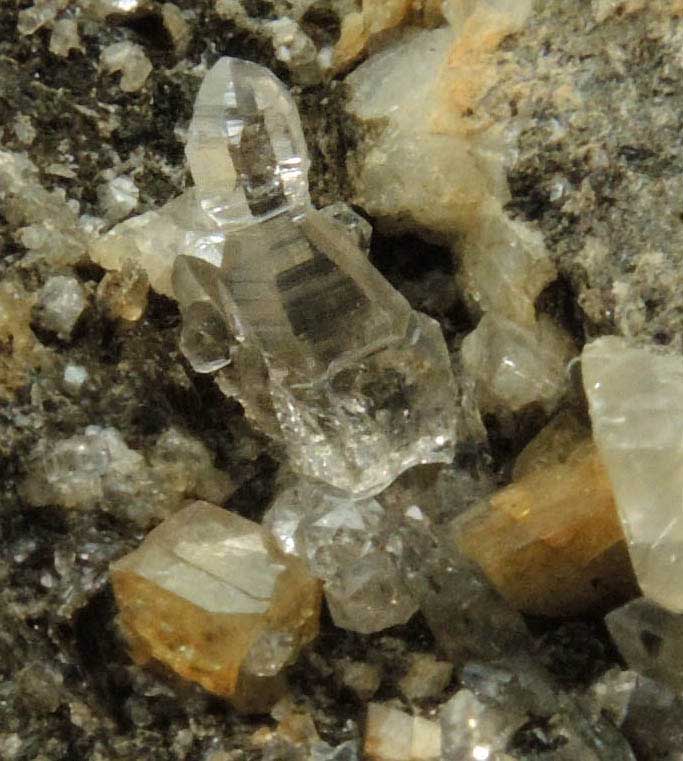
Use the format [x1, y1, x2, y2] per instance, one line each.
[185, 56, 310, 228]
[111, 501, 321, 706]
[175, 57, 459, 497]
[582, 336, 683, 613]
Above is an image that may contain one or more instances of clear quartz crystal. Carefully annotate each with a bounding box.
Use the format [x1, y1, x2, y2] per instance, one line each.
[440, 689, 513, 761]
[605, 597, 683, 693]
[263, 477, 417, 633]
[185, 57, 310, 228]
[320, 202, 372, 255]
[175, 57, 458, 497]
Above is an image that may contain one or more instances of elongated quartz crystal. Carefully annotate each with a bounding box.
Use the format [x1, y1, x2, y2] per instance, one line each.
[174, 57, 458, 497]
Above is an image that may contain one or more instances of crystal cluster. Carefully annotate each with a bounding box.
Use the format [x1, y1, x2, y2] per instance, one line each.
[263, 477, 418, 633]
[344, 10, 579, 424]
[582, 336, 683, 613]
[173, 56, 459, 498]
[111, 501, 321, 706]
[439, 658, 636, 761]
[102, 55, 463, 692]
[0, 149, 91, 267]
[22, 426, 234, 526]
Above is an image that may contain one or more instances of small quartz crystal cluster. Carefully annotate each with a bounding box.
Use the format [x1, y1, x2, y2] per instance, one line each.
[103, 53, 672, 738]
[10, 1, 683, 758]
[175, 57, 459, 498]
[110, 55, 461, 701]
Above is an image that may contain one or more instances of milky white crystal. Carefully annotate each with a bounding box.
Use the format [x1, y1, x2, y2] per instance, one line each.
[458, 200, 556, 326]
[101, 42, 152, 92]
[462, 313, 576, 417]
[365, 703, 441, 761]
[33, 275, 88, 341]
[583, 336, 683, 612]
[97, 175, 139, 221]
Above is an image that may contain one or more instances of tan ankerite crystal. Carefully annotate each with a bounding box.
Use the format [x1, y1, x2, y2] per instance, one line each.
[454, 438, 636, 617]
[111, 501, 321, 704]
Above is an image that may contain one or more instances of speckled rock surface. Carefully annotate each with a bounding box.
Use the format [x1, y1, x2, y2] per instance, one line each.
[504, 1, 683, 347]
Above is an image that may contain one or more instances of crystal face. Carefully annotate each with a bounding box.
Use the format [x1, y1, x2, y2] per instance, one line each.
[582, 336, 683, 613]
[185, 57, 310, 228]
[606, 597, 683, 693]
[263, 478, 417, 633]
[174, 57, 459, 497]
[111, 501, 321, 701]
[455, 438, 635, 618]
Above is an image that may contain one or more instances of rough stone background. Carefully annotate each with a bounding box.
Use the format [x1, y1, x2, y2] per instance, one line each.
[0, 1, 667, 759]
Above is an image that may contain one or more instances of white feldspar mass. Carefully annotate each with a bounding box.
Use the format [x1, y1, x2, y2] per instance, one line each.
[172, 56, 458, 497]
[345, 26, 507, 239]
[583, 336, 683, 612]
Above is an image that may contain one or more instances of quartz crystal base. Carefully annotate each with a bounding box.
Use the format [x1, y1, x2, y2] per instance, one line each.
[174, 209, 458, 497]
